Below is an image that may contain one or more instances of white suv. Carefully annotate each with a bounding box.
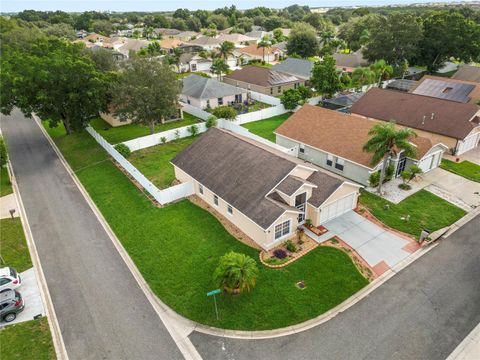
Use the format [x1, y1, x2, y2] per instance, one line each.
[0, 267, 21, 292]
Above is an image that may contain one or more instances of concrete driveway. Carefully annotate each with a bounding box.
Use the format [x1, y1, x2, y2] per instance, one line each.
[324, 211, 417, 275]
[0, 268, 45, 327]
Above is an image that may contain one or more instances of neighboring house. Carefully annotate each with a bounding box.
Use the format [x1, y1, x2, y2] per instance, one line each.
[409, 75, 480, 104]
[185, 36, 222, 51]
[159, 38, 183, 53]
[275, 104, 447, 186]
[333, 50, 368, 73]
[217, 33, 256, 46]
[223, 66, 304, 96]
[178, 53, 213, 73]
[154, 28, 182, 37]
[103, 36, 128, 50]
[321, 92, 364, 112]
[87, 45, 126, 61]
[171, 128, 362, 250]
[117, 39, 150, 57]
[274, 41, 287, 53]
[236, 43, 284, 64]
[350, 88, 480, 155]
[181, 74, 247, 109]
[244, 30, 273, 42]
[452, 65, 480, 83]
[83, 33, 109, 44]
[172, 31, 200, 42]
[271, 58, 314, 82]
[76, 30, 88, 38]
[386, 79, 417, 92]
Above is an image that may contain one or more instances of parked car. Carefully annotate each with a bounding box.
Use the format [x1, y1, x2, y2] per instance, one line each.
[0, 289, 24, 322]
[0, 267, 21, 292]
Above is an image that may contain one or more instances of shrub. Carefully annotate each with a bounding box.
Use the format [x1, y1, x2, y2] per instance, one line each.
[114, 143, 131, 158]
[0, 137, 7, 167]
[205, 115, 218, 128]
[297, 85, 313, 100]
[214, 251, 259, 294]
[399, 183, 411, 190]
[188, 124, 199, 136]
[160, 136, 167, 144]
[304, 218, 312, 227]
[408, 165, 422, 181]
[385, 164, 395, 181]
[212, 106, 236, 120]
[369, 172, 380, 187]
[174, 129, 180, 140]
[285, 240, 297, 252]
[400, 170, 411, 184]
[280, 88, 302, 110]
[273, 249, 287, 259]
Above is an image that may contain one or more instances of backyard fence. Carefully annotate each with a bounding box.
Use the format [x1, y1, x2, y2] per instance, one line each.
[86, 126, 194, 205]
[217, 119, 298, 156]
[248, 91, 281, 106]
[181, 103, 211, 120]
[235, 104, 287, 125]
[122, 122, 208, 152]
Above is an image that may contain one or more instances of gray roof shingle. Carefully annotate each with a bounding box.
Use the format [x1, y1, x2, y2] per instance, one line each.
[272, 58, 314, 80]
[307, 172, 343, 208]
[182, 75, 246, 100]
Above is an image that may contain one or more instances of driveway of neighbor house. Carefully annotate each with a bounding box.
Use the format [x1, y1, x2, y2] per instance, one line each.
[371, 168, 480, 211]
[324, 211, 418, 276]
[445, 146, 480, 165]
[0, 268, 45, 328]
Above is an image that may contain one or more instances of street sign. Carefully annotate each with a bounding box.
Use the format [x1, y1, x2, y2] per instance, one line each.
[207, 289, 221, 320]
[207, 289, 221, 297]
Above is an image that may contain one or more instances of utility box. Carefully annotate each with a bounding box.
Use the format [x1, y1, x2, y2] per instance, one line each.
[419, 229, 430, 242]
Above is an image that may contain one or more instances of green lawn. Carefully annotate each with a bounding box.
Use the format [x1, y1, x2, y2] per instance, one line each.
[440, 159, 480, 183]
[359, 189, 465, 238]
[0, 218, 33, 273]
[43, 122, 368, 330]
[89, 112, 201, 144]
[241, 113, 292, 142]
[0, 318, 55, 360]
[1, 166, 13, 197]
[129, 136, 197, 189]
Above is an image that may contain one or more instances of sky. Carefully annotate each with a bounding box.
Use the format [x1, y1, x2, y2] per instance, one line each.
[0, 0, 464, 13]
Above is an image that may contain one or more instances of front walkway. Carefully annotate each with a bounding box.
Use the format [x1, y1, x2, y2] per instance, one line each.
[323, 211, 419, 276]
[0, 193, 19, 219]
[366, 168, 480, 212]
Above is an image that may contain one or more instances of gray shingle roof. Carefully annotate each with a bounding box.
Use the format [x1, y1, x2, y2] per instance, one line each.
[182, 75, 246, 100]
[452, 65, 480, 83]
[307, 172, 343, 208]
[386, 79, 417, 92]
[276, 175, 305, 196]
[412, 78, 475, 103]
[171, 128, 297, 229]
[272, 58, 314, 80]
[323, 92, 364, 108]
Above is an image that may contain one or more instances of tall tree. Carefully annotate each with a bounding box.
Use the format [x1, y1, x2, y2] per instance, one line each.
[210, 58, 229, 80]
[1, 40, 110, 134]
[112, 57, 181, 134]
[363, 13, 423, 66]
[351, 67, 376, 89]
[286, 22, 319, 58]
[419, 11, 480, 72]
[218, 41, 235, 60]
[256, 36, 271, 63]
[337, 13, 381, 51]
[370, 59, 394, 86]
[311, 55, 343, 98]
[363, 122, 416, 193]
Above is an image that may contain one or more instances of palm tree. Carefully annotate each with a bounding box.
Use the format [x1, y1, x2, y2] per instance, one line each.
[370, 59, 394, 87]
[214, 252, 259, 294]
[169, 47, 183, 72]
[351, 67, 376, 90]
[218, 41, 235, 60]
[257, 36, 271, 63]
[210, 58, 229, 80]
[363, 122, 417, 193]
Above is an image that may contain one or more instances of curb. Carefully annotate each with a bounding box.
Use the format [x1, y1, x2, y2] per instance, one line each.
[192, 242, 438, 339]
[442, 207, 480, 239]
[33, 116, 202, 360]
[446, 322, 480, 360]
[6, 161, 69, 360]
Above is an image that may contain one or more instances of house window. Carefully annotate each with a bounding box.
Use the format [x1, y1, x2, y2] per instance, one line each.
[213, 194, 219, 206]
[191, 63, 197, 71]
[235, 94, 242, 103]
[299, 145, 305, 154]
[227, 204, 233, 215]
[335, 157, 345, 171]
[218, 97, 223, 105]
[274, 220, 291, 240]
[278, 86, 282, 93]
[270, 88, 273, 95]
[199, 184, 204, 195]
[187, 99, 191, 104]
[326, 154, 333, 166]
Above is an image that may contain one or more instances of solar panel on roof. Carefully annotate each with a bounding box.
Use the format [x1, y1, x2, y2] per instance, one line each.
[412, 78, 474, 103]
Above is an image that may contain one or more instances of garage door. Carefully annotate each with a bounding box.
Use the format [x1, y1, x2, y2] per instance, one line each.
[319, 193, 356, 224]
[418, 151, 442, 173]
[457, 133, 480, 155]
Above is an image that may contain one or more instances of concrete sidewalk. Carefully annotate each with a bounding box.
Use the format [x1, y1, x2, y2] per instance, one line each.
[0, 193, 19, 219]
[446, 322, 480, 360]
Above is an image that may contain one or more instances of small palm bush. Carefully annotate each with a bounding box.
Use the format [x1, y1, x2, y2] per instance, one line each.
[214, 251, 259, 294]
[114, 143, 131, 158]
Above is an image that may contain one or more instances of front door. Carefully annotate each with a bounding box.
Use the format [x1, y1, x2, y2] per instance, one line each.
[295, 192, 307, 224]
[395, 153, 406, 178]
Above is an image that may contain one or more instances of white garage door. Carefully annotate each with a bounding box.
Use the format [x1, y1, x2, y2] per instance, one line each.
[418, 151, 442, 173]
[457, 133, 480, 155]
[319, 193, 356, 224]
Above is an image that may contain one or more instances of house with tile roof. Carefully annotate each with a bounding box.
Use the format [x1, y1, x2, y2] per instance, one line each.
[223, 66, 304, 96]
[350, 88, 480, 155]
[185, 36, 222, 50]
[333, 49, 368, 73]
[235, 43, 284, 64]
[275, 104, 448, 186]
[180, 74, 247, 109]
[171, 128, 361, 249]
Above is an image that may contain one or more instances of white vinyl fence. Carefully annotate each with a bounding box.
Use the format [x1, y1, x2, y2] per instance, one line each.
[217, 119, 298, 156]
[235, 104, 287, 125]
[122, 122, 207, 152]
[181, 103, 211, 120]
[86, 126, 194, 205]
[249, 91, 281, 106]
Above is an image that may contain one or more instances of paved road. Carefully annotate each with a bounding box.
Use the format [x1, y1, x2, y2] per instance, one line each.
[1, 110, 183, 359]
[190, 215, 480, 360]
